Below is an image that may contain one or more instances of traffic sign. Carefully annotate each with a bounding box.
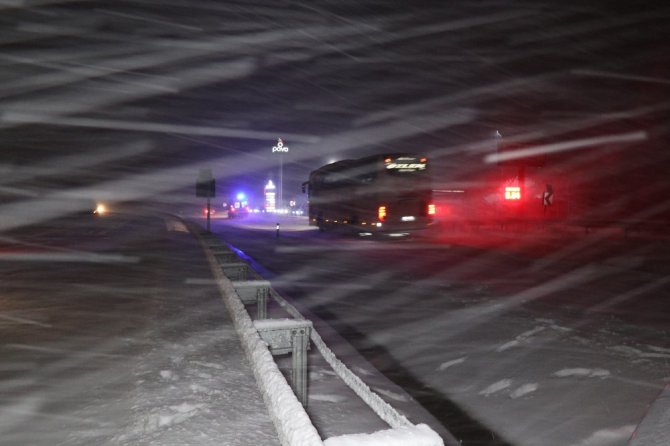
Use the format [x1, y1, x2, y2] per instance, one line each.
[196, 169, 215, 198]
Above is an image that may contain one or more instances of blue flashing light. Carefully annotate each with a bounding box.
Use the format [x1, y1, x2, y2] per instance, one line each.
[236, 192, 246, 201]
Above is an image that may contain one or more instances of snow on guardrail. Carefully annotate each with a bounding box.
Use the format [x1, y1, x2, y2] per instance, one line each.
[324, 424, 443, 446]
[195, 232, 321, 446]
[190, 223, 444, 446]
[267, 288, 416, 430]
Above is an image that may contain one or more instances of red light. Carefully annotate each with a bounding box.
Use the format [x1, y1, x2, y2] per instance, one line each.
[384, 157, 392, 163]
[420, 157, 427, 163]
[505, 187, 521, 200]
[427, 203, 436, 215]
[378, 205, 387, 221]
[505, 186, 521, 200]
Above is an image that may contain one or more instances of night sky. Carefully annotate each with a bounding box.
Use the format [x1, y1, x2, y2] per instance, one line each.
[1, 1, 668, 219]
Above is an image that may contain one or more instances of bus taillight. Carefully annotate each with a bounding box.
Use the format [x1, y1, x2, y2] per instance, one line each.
[427, 203, 436, 215]
[378, 206, 387, 221]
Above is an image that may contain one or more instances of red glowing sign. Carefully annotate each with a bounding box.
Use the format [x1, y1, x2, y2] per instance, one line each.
[505, 186, 521, 200]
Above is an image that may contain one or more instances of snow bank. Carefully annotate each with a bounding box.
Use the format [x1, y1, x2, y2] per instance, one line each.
[324, 424, 443, 446]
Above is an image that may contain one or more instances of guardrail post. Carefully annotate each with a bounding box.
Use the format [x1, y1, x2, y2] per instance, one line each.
[210, 245, 234, 255]
[218, 262, 248, 281]
[201, 234, 220, 246]
[258, 289, 268, 320]
[215, 251, 240, 264]
[232, 280, 270, 319]
[292, 326, 309, 407]
[254, 319, 312, 407]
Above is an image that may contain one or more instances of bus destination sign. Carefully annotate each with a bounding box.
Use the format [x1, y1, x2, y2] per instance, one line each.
[385, 156, 427, 172]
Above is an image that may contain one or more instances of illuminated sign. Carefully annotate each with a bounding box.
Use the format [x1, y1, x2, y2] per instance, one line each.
[505, 186, 521, 200]
[384, 157, 427, 171]
[264, 180, 276, 211]
[385, 163, 426, 171]
[272, 138, 289, 153]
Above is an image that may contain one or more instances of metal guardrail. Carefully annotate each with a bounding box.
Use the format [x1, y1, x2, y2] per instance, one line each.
[194, 227, 446, 446]
[201, 235, 313, 407]
[254, 318, 312, 407]
[232, 280, 271, 319]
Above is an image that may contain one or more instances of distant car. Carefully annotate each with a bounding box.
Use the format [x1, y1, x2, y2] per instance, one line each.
[93, 203, 108, 215]
[62, 199, 105, 217]
[228, 205, 249, 219]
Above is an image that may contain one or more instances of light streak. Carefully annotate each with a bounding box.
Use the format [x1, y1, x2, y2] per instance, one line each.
[572, 69, 670, 85]
[484, 131, 648, 164]
[1, 113, 321, 143]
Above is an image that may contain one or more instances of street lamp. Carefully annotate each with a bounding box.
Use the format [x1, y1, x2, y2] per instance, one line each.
[272, 138, 289, 211]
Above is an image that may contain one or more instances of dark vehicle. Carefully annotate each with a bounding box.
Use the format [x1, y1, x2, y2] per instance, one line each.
[304, 154, 435, 234]
[227, 204, 249, 219]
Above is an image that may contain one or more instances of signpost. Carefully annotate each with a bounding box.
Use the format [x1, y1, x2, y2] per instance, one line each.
[196, 169, 215, 232]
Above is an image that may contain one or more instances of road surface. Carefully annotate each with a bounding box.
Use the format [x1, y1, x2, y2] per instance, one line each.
[209, 213, 670, 446]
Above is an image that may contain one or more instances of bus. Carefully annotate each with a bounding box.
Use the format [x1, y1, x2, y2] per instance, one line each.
[303, 154, 435, 234]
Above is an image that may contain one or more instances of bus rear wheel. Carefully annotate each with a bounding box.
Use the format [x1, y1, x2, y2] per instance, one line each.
[316, 215, 326, 232]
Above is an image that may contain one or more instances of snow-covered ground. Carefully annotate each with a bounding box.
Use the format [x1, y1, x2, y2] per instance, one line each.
[0, 212, 452, 446]
[2, 1, 669, 444]
[0, 214, 280, 445]
[212, 213, 670, 446]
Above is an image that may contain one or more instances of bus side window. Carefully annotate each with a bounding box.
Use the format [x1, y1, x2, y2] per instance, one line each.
[353, 164, 376, 185]
[358, 173, 375, 184]
[324, 172, 355, 188]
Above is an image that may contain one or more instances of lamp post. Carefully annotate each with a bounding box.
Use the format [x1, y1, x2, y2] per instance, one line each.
[272, 138, 289, 211]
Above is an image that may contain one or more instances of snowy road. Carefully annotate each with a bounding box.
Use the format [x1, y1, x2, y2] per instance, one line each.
[2, 1, 669, 444]
[210, 214, 670, 446]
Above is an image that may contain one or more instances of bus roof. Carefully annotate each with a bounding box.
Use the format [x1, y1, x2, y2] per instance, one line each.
[312, 153, 426, 174]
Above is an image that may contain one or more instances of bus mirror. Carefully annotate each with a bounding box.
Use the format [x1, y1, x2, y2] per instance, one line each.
[301, 181, 308, 193]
